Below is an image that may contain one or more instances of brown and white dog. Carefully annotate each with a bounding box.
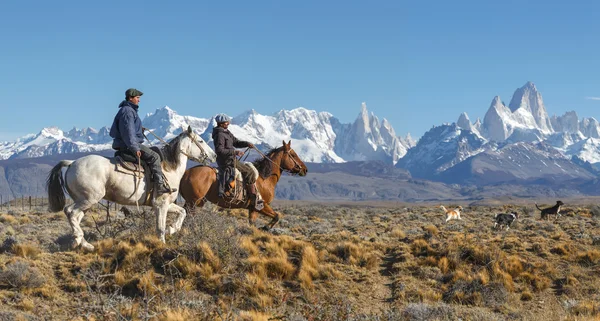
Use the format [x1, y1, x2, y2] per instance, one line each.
[536, 201, 564, 221]
[440, 205, 463, 223]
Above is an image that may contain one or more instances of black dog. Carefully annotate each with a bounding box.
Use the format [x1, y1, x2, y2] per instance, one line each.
[494, 211, 519, 230]
[536, 201, 564, 221]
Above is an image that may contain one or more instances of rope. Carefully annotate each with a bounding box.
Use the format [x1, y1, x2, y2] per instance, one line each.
[135, 155, 141, 212]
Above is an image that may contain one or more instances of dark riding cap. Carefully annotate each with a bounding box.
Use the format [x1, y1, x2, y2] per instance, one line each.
[125, 88, 144, 99]
[215, 114, 231, 124]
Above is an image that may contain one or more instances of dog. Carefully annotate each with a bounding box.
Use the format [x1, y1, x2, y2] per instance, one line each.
[536, 201, 564, 221]
[440, 205, 463, 223]
[494, 211, 519, 230]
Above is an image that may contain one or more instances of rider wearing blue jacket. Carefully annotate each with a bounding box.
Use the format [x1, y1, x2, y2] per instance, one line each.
[109, 88, 176, 196]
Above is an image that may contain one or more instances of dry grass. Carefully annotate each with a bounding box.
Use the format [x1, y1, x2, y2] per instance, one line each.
[0, 202, 599, 319]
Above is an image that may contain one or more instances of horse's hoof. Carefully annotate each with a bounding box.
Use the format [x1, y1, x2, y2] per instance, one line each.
[167, 226, 177, 235]
[260, 225, 270, 232]
[81, 241, 95, 252]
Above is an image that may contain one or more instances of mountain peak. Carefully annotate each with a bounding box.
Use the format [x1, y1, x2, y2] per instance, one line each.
[524, 81, 537, 90]
[457, 112, 472, 130]
[508, 81, 553, 132]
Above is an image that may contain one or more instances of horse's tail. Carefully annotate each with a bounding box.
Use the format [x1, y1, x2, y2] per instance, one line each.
[535, 203, 543, 211]
[46, 160, 74, 212]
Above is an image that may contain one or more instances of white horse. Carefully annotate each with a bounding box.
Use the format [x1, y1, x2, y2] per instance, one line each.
[46, 126, 216, 251]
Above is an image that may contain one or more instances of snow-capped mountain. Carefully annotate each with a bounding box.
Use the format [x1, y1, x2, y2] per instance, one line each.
[0, 104, 411, 164]
[396, 123, 488, 179]
[397, 81, 600, 184]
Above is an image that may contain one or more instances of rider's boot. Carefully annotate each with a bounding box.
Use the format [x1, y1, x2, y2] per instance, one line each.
[155, 174, 177, 196]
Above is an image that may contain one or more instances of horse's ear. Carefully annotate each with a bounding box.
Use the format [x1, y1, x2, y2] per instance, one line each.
[287, 140, 291, 147]
[282, 140, 290, 151]
[187, 125, 192, 134]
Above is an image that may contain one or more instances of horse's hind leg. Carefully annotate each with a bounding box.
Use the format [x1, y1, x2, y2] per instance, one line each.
[65, 201, 95, 252]
[248, 209, 259, 227]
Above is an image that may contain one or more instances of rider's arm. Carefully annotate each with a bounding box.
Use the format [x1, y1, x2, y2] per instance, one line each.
[232, 135, 251, 149]
[119, 108, 140, 153]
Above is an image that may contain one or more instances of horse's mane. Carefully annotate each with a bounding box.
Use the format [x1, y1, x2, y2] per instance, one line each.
[252, 146, 282, 178]
[161, 133, 184, 171]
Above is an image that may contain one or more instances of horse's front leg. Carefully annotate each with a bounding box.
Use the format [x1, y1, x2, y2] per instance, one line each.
[154, 199, 170, 243]
[257, 204, 281, 230]
[167, 203, 187, 235]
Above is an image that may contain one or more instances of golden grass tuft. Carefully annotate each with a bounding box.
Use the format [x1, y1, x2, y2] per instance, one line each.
[157, 308, 193, 321]
[492, 263, 514, 292]
[18, 216, 31, 224]
[264, 257, 296, 280]
[411, 239, 433, 257]
[240, 236, 260, 256]
[438, 257, 449, 274]
[550, 244, 570, 256]
[519, 272, 551, 292]
[520, 291, 533, 301]
[114, 270, 128, 287]
[476, 269, 490, 285]
[173, 256, 200, 277]
[571, 300, 599, 316]
[298, 245, 319, 289]
[141, 235, 164, 250]
[195, 242, 221, 271]
[96, 238, 116, 256]
[504, 256, 523, 278]
[424, 224, 439, 236]
[390, 227, 406, 239]
[577, 250, 600, 266]
[12, 243, 41, 260]
[239, 310, 271, 321]
[0, 214, 18, 224]
[17, 297, 35, 311]
[137, 270, 159, 296]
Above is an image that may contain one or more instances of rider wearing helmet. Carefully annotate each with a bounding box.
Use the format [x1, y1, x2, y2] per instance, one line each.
[109, 88, 177, 196]
[212, 114, 258, 205]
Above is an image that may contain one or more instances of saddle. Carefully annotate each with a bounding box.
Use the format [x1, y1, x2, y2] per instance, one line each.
[113, 147, 164, 176]
[215, 163, 264, 210]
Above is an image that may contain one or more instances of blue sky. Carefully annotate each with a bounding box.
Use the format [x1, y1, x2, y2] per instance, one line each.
[1, 0, 599, 141]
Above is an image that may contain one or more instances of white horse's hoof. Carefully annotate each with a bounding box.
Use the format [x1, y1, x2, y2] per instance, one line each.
[167, 226, 177, 235]
[81, 241, 95, 252]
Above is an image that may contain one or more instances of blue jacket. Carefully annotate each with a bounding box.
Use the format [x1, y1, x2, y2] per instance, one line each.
[109, 100, 144, 152]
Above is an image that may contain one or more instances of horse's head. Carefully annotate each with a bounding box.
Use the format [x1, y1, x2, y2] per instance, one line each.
[181, 126, 217, 164]
[280, 140, 307, 176]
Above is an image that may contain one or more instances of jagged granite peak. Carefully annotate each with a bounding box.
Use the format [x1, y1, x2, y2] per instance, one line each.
[473, 117, 483, 133]
[483, 96, 512, 141]
[508, 81, 553, 132]
[334, 103, 408, 164]
[457, 112, 472, 130]
[550, 111, 579, 134]
[402, 133, 417, 148]
[580, 117, 600, 139]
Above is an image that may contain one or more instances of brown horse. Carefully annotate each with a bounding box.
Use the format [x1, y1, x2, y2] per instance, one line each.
[179, 140, 308, 229]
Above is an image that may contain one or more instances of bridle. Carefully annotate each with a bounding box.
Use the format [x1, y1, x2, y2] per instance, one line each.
[182, 132, 211, 165]
[144, 128, 211, 165]
[251, 147, 304, 176]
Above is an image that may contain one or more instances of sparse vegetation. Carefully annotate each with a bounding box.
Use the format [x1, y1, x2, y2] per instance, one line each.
[1, 201, 600, 319]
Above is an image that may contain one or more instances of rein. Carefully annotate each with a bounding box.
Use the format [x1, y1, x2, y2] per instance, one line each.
[143, 127, 211, 165]
[250, 147, 302, 176]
